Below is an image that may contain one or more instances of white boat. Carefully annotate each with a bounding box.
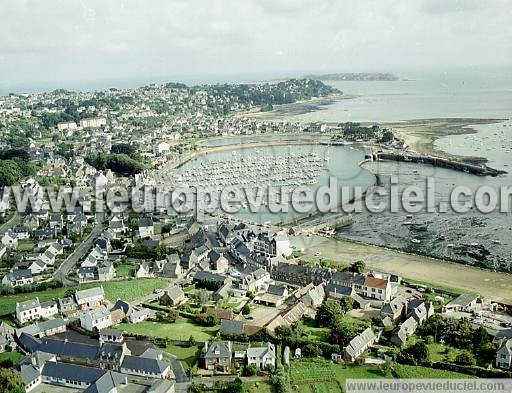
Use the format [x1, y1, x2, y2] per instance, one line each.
[411, 239, 421, 244]
[403, 221, 413, 225]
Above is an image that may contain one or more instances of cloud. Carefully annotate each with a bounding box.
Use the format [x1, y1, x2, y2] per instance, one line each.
[0, 0, 511, 86]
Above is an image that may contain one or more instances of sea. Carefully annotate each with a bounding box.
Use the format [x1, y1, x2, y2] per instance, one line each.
[260, 66, 512, 271]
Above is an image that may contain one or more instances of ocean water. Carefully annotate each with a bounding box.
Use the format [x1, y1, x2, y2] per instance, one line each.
[277, 67, 512, 123]
[241, 67, 512, 270]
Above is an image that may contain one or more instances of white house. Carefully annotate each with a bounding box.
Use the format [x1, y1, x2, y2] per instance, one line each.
[2, 269, 33, 288]
[496, 340, 512, 370]
[79, 306, 113, 331]
[246, 342, 276, 370]
[40, 301, 59, 319]
[75, 286, 105, 309]
[362, 276, 392, 302]
[138, 217, 154, 238]
[16, 298, 42, 325]
[154, 141, 171, 156]
[1, 230, 18, 249]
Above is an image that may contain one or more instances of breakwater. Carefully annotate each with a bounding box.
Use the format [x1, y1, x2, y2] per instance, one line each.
[376, 152, 506, 177]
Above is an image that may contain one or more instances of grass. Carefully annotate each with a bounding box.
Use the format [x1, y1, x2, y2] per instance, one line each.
[403, 278, 467, 297]
[118, 317, 218, 341]
[393, 364, 475, 379]
[291, 361, 388, 392]
[246, 381, 274, 393]
[427, 342, 464, 363]
[164, 343, 199, 370]
[0, 278, 168, 316]
[0, 351, 21, 364]
[17, 239, 36, 252]
[115, 263, 134, 278]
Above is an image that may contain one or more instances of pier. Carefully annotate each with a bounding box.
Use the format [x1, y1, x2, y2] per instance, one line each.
[376, 152, 506, 177]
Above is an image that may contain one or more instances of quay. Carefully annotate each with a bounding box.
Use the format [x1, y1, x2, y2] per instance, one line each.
[376, 152, 506, 177]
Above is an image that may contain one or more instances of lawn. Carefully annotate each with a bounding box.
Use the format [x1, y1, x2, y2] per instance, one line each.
[17, 239, 36, 252]
[118, 317, 218, 341]
[393, 364, 475, 379]
[164, 343, 200, 370]
[291, 361, 387, 392]
[0, 278, 168, 316]
[0, 351, 21, 365]
[246, 381, 274, 393]
[427, 343, 464, 363]
[115, 263, 134, 278]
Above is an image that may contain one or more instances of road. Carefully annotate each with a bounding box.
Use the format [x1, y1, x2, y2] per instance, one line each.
[0, 211, 20, 235]
[53, 213, 105, 286]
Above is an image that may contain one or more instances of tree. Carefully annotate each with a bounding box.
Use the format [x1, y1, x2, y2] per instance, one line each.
[316, 300, 344, 328]
[339, 296, 354, 313]
[349, 260, 366, 274]
[243, 364, 259, 376]
[241, 303, 251, 315]
[331, 317, 358, 346]
[188, 335, 196, 347]
[0, 369, 25, 393]
[454, 318, 473, 349]
[455, 351, 475, 366]
[398, 341, 428, 365]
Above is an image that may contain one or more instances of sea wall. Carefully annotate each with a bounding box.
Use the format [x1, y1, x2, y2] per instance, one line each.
[377, 152, 506, 177]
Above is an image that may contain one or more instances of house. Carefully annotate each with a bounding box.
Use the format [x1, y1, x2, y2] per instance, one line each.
[390, 316, 418, 346]
[154, 141, 171, 156]
[75, 286, 105, 309]
[325, 283, 354, 299]
[1, 229, 18, 248]
[362, 275, 392, 301]
[138, 217, 155, 238]
[80, 306, 113, 331]
[147, 379, 176, 393]
[159, 286, 186, 307]
[407, 300, 434, 325]
[2, 269, 33, 288]
[214, 281, 232, 302]
[209, 250, 229, 273]
[443, 294, 479, 313]
[16, 298, 42, 324]
[78, 263, 115, 283]
[381, 296, 408, 322]
[16, 318, 67, 338]
[220, 320, 244, 337]
[301, 283, 325, 308]
[128, 308, 150, 324]
[343, 327, 377, 362]
[58, 297, 77, 314]
[254, 285, 288, 307]
[99, 329, 124, 343]
[266, 302, 307, 332]
[0, 244, 6, 259]
[40, 300, 59, 319]
[49, 214, 64, 230]
[201, 341, 232, 372]
[135, 261, 154, 278]
[496, 339, 512, 370]
[246, 342, 276, 370]
[121, 355, 172, 379]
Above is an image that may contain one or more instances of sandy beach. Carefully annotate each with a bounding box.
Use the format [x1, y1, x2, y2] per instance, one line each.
[383, 118, 505, 164]
[292, 234, 512, 303]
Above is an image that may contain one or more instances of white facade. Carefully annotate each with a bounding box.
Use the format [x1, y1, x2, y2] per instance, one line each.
[80, 307, 113, 331]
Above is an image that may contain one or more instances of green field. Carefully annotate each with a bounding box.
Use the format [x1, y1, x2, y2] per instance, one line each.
[393, 364, 475, 379]
[0, 351, 21, 364]
[119, 317, 218, 341]
[115, 263, 134, 278]
[0, 278, 168, 315]
[164, 343, 199, 370]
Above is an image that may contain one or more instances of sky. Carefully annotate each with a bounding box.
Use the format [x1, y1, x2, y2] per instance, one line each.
[0, 0, 511, 88]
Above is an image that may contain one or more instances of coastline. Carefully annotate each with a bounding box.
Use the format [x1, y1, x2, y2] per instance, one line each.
[237, 92, 355, 119]
[154, 132, 510, 302]
[383, 118, 507, 165]
[292, 234, 512, 303]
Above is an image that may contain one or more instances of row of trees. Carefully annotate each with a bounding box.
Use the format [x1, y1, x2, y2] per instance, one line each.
[0, 150, 37, 187]
[86, 152, 144, 176]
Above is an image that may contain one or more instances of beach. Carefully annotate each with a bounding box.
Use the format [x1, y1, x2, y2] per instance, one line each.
[292, 234, 512, 303]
